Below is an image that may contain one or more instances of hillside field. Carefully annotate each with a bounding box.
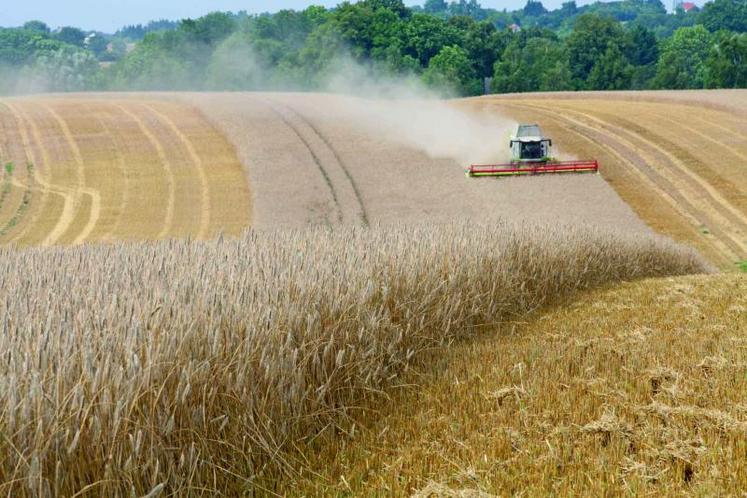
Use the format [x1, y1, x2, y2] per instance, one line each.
[0, 97, 250, 245]
[284, 272, 746, 496]
[461, 90, 747, 268]
[0, 90, 744, 494]
[1, 90, 744, 268]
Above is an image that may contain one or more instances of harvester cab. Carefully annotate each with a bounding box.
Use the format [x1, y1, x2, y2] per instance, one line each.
[467, 123, 599, 178]
[511, 124, 551, 164]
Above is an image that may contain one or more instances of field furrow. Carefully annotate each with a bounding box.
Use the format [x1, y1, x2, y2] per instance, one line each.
[467, 92, 747, 267]
[261, 97, 346, 225]
[5, 102, 76, 246]
[491, 100, 730, 263]
[548, 104, 747, 256]
[273, 98, 370, 226]
[114, 103, 177, 238]
[0, 96, 250, 246]
[44, 103, 103, 245]
[143, 102, 211, 239]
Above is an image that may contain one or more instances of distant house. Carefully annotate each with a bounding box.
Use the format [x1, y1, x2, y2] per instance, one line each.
[682, 2, 698, 11]
[508, 23, 521, 33]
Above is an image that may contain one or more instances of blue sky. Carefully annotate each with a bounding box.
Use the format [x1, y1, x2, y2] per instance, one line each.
[0, 0, 602, 33]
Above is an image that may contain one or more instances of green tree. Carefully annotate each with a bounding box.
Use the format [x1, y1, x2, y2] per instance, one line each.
[401, 13, 460, 65]
[654, 24, 713, 88]
[54, 27, 86, 47]
[461, 19, 508, 78]
[86, 34, 110, 58]
[627, 24, 659, 88]
[523, 0, 548, 17]
[705, 31, 747, 87]
[361, 0, 410, 18]
[449, 0, 485, 19]
[424, 0, 448, 14]
[587, 45, 633, 89]
[332, 1, 404, 59]
[628, 24, 658, 65]
[206, 33, 264, 90]
[699, 0, 747, 33]
[23, 21, 50, 34]
[109, 33, 192, 89]
[423, 44, 481, 94]
[180, 12, 236, 45]
[566, 14, 632, 88]
[20, 45, 101, 92]
[492, 36, 572, 92]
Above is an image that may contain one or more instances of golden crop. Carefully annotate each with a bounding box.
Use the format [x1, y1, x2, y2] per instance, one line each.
[0, 222, 708, 495]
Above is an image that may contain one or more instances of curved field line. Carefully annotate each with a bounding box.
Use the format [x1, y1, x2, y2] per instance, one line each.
[282, 104, 369, 227]
[0, 175, 71, 239]
[141, 102, 211, 239]
[257, 97, 343, 224]
[502, 102, 737, 262]
[555, 103, 747, 227]
[525, 102, 747, 256]
[650, 112, 747, 202]
[658, 114, 747, 165]
[556, 106, 747, 254]
[4, 102, 76, 246]
[43, 103, 102, 245]
[529, 102, 744, 258]
[694, 115, 747, 142]
[113, 103, 176, 239]
[0, 101, 50, 245]
[92, 107, 130, 241]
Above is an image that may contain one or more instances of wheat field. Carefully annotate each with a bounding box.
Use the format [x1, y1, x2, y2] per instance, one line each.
[2, 91, 744, 269]
[460, 90, 747, 268]
[0, 222, 707, 496]
[0, 96, 250, 245]
[0, 90, 743, 495]
[287, 272, 746, 496]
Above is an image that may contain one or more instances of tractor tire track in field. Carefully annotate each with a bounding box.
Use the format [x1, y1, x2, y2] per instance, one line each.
[93, 105, 130, 242]
[502, 102, 739, 264]
[114, 103, 177, 240]
[550, 105, 747, 255]
[261, 97, 368, 226]
[5, 102, 77, 246]
[286, 104, 370, 227]
[0, 97, 250, 246]
[0, 101, 50, 245]
[258, 97, 342, 225]
[656, 112, 747, 170]
[44, 103, 102, 245]
[558, 104, 747, 223]
[526, 102, 744, 259]
[142, 102, 212, 239]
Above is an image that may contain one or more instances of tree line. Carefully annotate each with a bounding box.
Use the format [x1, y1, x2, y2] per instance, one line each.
[0, 0, 745, 95]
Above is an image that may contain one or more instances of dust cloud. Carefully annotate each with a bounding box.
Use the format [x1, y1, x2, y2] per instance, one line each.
[319, 57, 517, 167]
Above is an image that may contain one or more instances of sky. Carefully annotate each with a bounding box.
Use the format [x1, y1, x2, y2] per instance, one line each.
[0, 0, 606, 33]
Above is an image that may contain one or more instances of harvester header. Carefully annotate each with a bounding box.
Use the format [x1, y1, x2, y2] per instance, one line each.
[466, 124, 599, 178]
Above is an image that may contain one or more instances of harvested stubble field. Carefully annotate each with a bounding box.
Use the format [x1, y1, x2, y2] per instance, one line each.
[287, 273, 746, 496]
[0, 96, 250, 245]
[185, 92, 648, 233]
[0, 223, 707, 496]
[2, 90, 744, 270]
[0, 90, 744, 495]
[459, 90, 747, 269]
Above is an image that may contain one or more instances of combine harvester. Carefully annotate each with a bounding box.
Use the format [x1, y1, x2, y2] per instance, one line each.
[467, 124, 599, 178]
